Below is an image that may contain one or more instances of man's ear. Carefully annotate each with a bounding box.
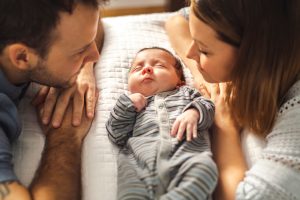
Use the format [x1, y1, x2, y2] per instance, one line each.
[7, 43, 36, 71]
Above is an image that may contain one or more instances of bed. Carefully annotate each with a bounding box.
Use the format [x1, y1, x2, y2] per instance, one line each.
[13, 12, 265, 200]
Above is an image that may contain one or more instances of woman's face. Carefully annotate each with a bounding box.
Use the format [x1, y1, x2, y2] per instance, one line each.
[187, 9, 238, 83]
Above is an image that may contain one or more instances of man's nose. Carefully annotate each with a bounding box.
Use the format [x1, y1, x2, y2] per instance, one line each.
[142, 65, 153, 75]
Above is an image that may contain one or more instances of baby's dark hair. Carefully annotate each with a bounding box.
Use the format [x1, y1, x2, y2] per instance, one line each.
[136, 47, 185, 82]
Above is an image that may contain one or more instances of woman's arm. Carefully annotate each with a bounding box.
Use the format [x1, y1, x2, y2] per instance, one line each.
[200, 83, 247, 200]
[212, 126, 247, 200]
[207, 83, 300, 200]
[165, 14, 205, 90]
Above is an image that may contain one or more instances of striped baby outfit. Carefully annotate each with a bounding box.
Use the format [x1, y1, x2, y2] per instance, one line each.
[106, 86, 218, 200]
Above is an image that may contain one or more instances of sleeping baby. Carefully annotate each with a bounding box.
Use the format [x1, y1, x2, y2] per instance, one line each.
[106, 47, 218, 200]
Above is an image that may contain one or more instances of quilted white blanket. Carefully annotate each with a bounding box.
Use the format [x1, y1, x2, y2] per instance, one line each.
[13, 12, 265, 200]
[13, 12, 189, 200]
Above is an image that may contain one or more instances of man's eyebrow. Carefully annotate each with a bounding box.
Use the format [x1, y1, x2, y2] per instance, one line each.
[75, 41, 93, 53]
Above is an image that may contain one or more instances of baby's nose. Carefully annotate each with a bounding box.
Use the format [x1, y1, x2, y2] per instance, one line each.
[142, 66, 153, 75]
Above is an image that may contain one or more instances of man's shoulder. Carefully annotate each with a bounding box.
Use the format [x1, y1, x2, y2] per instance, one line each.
[0, 93, 21, 142]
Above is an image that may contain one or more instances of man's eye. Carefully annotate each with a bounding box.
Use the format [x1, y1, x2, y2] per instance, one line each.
[77, 49, 86, 55]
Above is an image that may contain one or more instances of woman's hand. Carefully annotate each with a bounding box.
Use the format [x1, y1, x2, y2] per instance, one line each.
[198, 83, 240, 132]
[32, 62, 98, 128]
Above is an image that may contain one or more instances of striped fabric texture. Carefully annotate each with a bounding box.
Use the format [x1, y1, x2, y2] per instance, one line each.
[106, 86, 218, 199]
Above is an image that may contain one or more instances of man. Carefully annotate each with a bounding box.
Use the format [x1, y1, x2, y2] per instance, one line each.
[0, 0, 107, 199]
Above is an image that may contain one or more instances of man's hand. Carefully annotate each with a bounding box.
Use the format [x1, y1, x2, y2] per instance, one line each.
[30, 94, 96, 200]
[171, 108, 200, 141]
[32, 62, 98, 128]
[128, 93, 147, 112]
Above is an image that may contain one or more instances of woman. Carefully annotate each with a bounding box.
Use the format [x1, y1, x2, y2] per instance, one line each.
[166, 0, 300, 199]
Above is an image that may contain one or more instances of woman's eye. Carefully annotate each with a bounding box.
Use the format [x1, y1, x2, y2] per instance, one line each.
[198, 50, 208, 56]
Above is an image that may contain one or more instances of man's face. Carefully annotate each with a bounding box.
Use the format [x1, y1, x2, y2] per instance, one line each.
[29, 4, 100, 88]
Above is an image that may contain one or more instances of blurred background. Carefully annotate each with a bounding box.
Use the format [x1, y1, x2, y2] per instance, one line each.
[101, 0, 187, 17]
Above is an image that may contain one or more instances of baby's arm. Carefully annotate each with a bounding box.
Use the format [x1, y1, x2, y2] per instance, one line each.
[105, 94, 138, 146]
[171, 87, 215, 141]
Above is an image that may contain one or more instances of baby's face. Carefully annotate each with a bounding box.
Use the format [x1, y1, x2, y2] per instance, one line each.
[128, 49, 181, 96]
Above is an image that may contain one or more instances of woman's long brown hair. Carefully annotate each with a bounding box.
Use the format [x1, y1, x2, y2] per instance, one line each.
[191, 0, 300, 135]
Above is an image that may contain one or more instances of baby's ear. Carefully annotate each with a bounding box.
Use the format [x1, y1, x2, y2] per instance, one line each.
[179, 80, 186, 86]
[176, 81, 186, 88]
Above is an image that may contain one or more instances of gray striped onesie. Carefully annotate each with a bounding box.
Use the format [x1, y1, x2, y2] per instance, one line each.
[106, 86, 218, 200]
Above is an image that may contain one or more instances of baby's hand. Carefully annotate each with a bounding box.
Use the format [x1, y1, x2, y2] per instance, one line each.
[171, 108, 200, 141]
[128, 93, 147, 112]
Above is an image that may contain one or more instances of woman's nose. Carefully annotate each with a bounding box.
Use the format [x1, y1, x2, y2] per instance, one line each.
[186, 41, 199, 62]
[142, 66, 153, 75]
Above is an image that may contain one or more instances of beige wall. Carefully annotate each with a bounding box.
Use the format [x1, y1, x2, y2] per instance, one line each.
[101, 0, 168, 17]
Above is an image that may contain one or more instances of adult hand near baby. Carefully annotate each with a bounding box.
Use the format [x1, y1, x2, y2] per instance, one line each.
[32, 62, 98, 128]
[198, 83, 240, 133]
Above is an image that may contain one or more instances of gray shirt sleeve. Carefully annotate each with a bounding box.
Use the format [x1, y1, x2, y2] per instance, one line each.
[0, 94, 21, 182]
[106, 94, 137, 146]
[182, 87, 215, 132]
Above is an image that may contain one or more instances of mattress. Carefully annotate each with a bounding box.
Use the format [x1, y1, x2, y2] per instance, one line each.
[13, 12, 189, 200]
[13, 12, 265, 200]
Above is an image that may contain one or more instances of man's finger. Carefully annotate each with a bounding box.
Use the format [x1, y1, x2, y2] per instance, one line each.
[51, 90, 73, 128]
[72, 91, 84, 126]
[42, 88, 59, 125]
[85, 86, 96, 119]
[31, 86, 50, 106]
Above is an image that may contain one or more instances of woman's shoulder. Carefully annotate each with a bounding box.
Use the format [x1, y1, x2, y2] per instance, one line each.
[236, 80, 300, 199]
[273, 80, 300, 132]
[177, 7, 190, 20]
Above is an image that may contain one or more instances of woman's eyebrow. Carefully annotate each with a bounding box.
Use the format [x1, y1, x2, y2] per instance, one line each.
[193, 38, 209, 48]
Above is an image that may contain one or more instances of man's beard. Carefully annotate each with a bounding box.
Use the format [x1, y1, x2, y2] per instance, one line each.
[27, 58, 72, 89]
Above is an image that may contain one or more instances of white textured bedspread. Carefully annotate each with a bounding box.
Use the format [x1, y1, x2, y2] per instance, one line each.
[13, 12, 265, 200]
[14, 12, 181, 200]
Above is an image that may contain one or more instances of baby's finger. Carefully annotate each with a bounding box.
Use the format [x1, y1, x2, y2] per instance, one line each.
[176, 122, 186, 141]
[193, 124, 198, 139]
[186, 124, 192, 141]
[171, 119, 180, 137]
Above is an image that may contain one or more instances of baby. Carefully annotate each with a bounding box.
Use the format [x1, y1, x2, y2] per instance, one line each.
[106, 47, 218, 200]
